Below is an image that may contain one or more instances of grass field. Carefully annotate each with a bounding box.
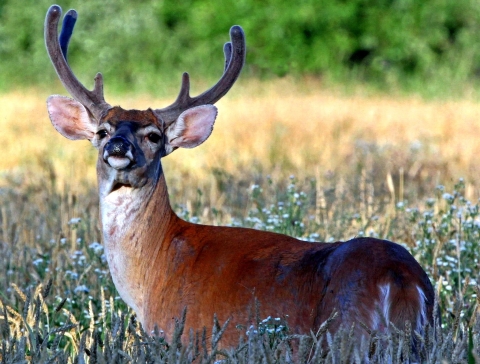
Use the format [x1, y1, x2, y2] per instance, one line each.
[1, 83, 480, 362]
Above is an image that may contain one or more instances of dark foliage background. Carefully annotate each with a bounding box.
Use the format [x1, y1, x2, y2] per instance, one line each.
[0, 0, 479, 95]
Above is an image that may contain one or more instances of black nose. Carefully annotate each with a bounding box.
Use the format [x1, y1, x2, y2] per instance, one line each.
[105, 136, 133, 157]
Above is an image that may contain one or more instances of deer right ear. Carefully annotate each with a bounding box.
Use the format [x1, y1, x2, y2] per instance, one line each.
[47, 95, 97, 140]
[164, 105, 217, 155]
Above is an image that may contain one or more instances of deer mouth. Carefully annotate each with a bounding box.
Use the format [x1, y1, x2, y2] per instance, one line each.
[107, 155, 133, 170]
[102, 165, 149, 197]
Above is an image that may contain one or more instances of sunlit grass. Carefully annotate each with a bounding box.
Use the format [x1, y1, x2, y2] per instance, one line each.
[2, 82, 480, 361]
[2, 82, 480, 197]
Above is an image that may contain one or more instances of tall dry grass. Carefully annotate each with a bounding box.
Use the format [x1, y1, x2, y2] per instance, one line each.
[2, 82, 480, 201]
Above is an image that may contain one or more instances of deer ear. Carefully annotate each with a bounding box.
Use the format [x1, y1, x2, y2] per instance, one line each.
[165, 105, 217, 153]
[47, 95, 97, 140]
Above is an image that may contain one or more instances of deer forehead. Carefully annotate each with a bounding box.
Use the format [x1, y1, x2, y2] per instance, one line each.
[100, 107, 163, 129]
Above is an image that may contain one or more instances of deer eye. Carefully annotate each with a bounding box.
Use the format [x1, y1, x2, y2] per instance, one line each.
[97, 129, 108, 139]
[147, 133, 161, 144]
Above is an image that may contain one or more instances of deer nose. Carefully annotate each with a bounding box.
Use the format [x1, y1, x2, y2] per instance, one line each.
[103, 136, 135, 170]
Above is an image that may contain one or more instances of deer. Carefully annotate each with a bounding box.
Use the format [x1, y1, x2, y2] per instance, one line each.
[44, 5, 435, 347]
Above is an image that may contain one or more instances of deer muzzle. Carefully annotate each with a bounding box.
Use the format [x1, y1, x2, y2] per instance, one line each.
[103, 136, 135, 170]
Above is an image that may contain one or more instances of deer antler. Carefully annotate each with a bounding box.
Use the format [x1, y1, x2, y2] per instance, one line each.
[154, 25, 246, 125]
[45, 5, 111, 121]
[45, 5, 244, 124]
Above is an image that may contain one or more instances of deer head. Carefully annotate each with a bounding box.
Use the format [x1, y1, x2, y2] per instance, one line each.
[45, 5, 245, 198]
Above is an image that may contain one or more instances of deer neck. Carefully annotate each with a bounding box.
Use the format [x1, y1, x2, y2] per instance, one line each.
[99, 162, 176, 322]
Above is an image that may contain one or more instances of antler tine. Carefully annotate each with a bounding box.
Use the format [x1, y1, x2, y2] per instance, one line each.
[45, 5, 110, 121]
[223, 42, 232, 72]
[155, 25, 246, 125]
[59, 9, 77, 61]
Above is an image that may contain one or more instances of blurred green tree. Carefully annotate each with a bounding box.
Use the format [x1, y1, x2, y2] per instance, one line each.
[0, 0, 479, 95]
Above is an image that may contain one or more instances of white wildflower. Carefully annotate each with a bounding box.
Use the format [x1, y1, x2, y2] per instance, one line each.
[74, 285, 89, 294]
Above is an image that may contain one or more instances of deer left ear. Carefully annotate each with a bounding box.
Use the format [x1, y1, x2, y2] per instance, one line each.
[47, 95, 97, 140]
[165, 105, 217, 153]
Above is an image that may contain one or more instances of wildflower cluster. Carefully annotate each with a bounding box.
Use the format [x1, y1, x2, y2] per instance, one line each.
[245, 177, 310, 238]
[403, 179, 480, 315]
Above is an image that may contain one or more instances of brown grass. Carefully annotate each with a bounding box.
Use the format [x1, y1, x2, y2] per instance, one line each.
[2, 82, 480, 198]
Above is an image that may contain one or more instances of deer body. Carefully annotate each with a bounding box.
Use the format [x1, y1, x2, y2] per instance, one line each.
[45, 5, 434, 346]
[101, 169, 433, 342]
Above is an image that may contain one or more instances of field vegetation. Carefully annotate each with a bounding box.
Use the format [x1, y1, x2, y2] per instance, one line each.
[1, 83, 480, 362]
[2, 0, 480, 362]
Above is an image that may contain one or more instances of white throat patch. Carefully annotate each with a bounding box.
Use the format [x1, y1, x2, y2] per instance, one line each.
[100, 186, 145, 318]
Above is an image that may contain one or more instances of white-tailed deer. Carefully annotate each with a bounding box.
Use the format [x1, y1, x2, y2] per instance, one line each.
[45, 5, 434, 346]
